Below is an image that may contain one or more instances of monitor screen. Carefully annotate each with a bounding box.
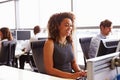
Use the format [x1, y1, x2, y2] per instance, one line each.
[96, 39, 119, 57]
[87, 52, 120, 80]
[16, 30, 31, 40]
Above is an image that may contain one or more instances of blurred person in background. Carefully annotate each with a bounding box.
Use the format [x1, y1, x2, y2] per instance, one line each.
[88, 19, 112, 58]
[0, 27, 13, 51]
[19, 25, 41, 70]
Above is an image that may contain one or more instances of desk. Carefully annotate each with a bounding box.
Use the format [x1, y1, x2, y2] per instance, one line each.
[0, 65, 73, 80]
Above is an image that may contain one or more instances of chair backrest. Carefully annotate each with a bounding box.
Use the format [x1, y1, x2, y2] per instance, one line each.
[79, 37, 92, 59]
[31, 40, 46, 74]
[0, 40, 17, 66]
[79, 37, 92, 69]
[9, 40, 17, 67]
[0, 41, 10, 65]
[28, 52, 38, 72]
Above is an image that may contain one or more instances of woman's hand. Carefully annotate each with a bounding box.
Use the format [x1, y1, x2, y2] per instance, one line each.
[79, 70, 87, 77]
[71, 70, 87, 79]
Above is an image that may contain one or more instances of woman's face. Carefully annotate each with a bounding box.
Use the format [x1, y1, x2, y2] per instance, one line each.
[59, 18, 73, 37]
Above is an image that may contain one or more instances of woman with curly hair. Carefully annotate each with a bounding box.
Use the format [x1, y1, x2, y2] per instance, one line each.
[44, 12, 86, 79]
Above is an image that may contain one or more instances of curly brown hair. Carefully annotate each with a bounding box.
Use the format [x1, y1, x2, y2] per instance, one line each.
[47, 12, 75, 43]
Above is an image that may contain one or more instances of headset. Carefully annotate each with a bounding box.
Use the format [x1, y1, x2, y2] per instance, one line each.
[110, 56, 120, 69]
[110, 54, 120, 80]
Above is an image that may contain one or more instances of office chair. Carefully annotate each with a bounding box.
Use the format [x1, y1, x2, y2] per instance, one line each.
[9, 40, 17, 67]
[0, 41, 10, 66]
[28, 38, 47, 72]
[79, 37, 92, 69]
[0, 40, 17, 67]
[31, 40, 46, 74]
[27, 51, 38, 72]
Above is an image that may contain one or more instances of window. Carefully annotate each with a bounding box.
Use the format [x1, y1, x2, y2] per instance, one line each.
[19, 0, 71, 29]
[73, 0, 120, 27]
[0, 1, 15, 29]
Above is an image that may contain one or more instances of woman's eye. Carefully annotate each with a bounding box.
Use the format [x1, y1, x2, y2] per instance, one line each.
[65, 24, 72, 27]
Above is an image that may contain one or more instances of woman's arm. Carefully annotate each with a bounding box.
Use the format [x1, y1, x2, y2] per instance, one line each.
[71, 42, 87, 77]
[71, 42, 81, 72]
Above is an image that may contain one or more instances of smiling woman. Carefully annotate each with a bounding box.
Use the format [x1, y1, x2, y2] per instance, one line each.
[43, 12, 87, 79]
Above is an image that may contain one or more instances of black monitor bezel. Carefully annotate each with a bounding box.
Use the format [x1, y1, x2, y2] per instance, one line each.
[96, 39, 119, 57]
[16, 30, 31, 40]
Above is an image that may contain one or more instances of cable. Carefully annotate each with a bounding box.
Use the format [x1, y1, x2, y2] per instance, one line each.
[115, 66, 119, 75]
[113, 60, 120, 80]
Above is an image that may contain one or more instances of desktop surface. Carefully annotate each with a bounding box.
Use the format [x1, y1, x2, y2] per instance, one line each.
[0, 65, 73, 80]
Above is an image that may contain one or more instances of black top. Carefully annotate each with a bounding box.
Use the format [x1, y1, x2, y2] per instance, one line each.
[53, 42, 74, 73]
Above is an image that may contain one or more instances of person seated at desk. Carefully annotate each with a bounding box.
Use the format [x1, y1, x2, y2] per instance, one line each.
[88, 19, 112, 58]
[19, 25, 41, 69]
[0, 27, 15, 66]
[44, 12, 86, 79]
[0, 27, 13, 50]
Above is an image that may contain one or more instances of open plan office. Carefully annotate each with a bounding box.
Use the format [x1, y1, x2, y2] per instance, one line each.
[0, 0, 120, 80]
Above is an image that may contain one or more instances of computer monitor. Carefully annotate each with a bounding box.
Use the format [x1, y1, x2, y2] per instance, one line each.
[116, 40, 120, 52]
[16, 30, 31, 40]
[96, 39, 119, 57]
[87, 52, 120, 80]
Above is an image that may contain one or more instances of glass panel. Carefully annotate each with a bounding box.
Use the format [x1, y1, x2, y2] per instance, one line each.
[19, 0, 40, 28]
[73, 0, 120, 27]
[0, 1, 15, 29]
[39, 0, 71, 28]
[19, 0, 71, 28]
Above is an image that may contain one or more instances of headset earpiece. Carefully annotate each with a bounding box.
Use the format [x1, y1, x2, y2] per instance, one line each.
[110, 57, 120, 69]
